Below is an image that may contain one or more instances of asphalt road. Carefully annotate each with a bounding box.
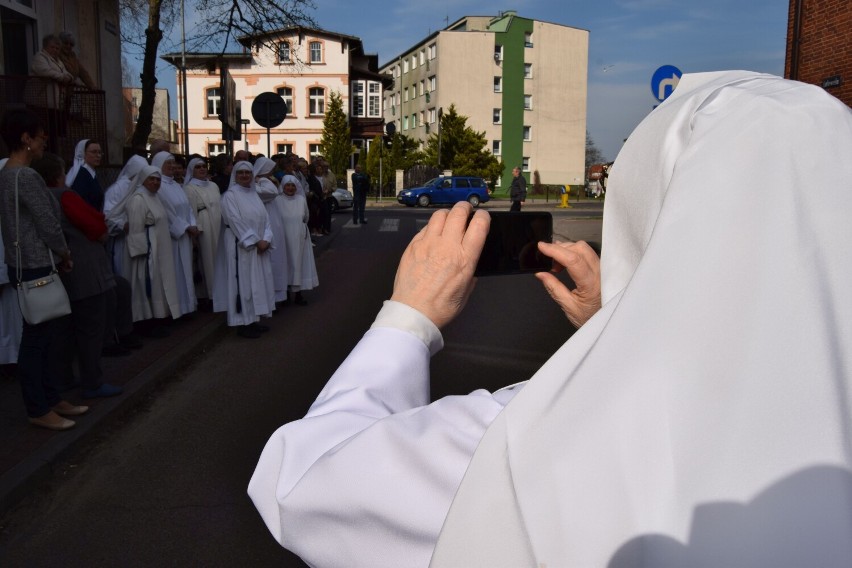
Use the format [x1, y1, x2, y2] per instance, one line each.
[0, 208, 598, 566]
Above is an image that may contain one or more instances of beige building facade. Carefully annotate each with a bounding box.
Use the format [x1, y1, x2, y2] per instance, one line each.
[380, 12, 588, 191]
[165, 27, 387, 161]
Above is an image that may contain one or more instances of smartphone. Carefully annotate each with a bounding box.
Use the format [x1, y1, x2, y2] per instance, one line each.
[474, 211, 553, 276]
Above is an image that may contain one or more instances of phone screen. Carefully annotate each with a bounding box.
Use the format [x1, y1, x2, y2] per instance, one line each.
[474, 212, 553, 276]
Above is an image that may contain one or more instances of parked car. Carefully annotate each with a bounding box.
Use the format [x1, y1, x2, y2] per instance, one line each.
[330, 188, 353, 211]
[397, 176, 491, 207]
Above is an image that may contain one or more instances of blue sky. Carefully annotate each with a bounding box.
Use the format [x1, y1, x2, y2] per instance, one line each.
[132, 0, 789, 162]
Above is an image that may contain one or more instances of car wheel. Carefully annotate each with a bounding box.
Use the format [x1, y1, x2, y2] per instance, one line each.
[467, 194, 480, 207]
[330, 198, 339, 212]
[417, 194, 431, 207]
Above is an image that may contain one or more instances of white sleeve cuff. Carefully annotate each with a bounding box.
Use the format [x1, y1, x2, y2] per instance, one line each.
[371, 300, 444, 356]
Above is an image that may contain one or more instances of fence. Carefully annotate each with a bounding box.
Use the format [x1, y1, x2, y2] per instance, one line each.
[0, 75, 108, 167]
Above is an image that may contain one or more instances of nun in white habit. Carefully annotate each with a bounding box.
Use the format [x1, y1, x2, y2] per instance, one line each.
[212, 161, 276, 338]
[104, 154, 148, 278]
[151, 151, 197, 317]
[278, 175, 317, 305]
[0, 158, 22, 364]
[183, 157, 222, 301]
[253, 157, 289, 302]
[125, 166, 181, 322]
[248, 71, 852, 568]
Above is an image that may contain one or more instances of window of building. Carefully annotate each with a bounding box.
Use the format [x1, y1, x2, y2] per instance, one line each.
[419, 49, 426, 65]
[276, 143, 293, 154]
[403, 115, 409, 130]
[419, 80, 425, 96]
[494, 77, 502, 92]
[276, 87, 294, 116]
[429, 76, 436, 91]
[403, 59, 409, 73]
[524, 31, 533, 47]
[206, 87, 221, 117]
[309, 87, 325, 116]
[429, 43, 437, 59]
[494, 44, 503, 61]
[411, 54, 417, 70]
[522, 157, 530, 171]
[368, 82, 381, 117]
[207, 143, 225, 156]
[412, 113, 417, 128]
[493, 108, 501, 124]
[419, 110, 425, 126]
[428, 108, 436, 123]
[492, 140, 501, 155]
[523, 126, 531, 141]
[403, 87, 409, 102]
[278, 42, 291, 63]
[352, 81, 365, 117]
[309, 143, 322, 158]
[524, 95, 532, 110]
[309, 41, 323, 63]
[524, 63, 532, 79]
[411, 85, 416, 100]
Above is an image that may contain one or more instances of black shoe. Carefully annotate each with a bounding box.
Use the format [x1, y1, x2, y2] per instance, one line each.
[102, 344, 131, 357]
[237, 326, 262, 339]
[250, 322, 270, 333]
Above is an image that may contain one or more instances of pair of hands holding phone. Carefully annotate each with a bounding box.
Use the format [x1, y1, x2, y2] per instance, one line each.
[391, 201, 601, 330]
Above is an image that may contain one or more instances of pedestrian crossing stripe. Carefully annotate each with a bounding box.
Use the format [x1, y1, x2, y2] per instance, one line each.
[379, 219, 400, 232]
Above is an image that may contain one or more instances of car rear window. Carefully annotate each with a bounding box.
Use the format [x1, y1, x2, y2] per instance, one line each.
[455, 178, 471, 188]
[470, 178, 484, 188]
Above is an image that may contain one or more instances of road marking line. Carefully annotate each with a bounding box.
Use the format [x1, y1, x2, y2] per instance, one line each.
[379, 218, 400, 232]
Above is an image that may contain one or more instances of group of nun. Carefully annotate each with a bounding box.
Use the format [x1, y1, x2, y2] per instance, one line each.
[102, 152, 317, 338]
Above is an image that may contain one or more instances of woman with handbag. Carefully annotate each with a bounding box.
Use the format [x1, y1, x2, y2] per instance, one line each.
[0, 109, 86, 431]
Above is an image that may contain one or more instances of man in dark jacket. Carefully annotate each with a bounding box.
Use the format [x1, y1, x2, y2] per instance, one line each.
[351, 164, 370, 225]
[509, 167, 527, 212]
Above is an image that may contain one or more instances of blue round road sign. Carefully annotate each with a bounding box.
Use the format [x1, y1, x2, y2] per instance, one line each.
[651, 65, 682, 102]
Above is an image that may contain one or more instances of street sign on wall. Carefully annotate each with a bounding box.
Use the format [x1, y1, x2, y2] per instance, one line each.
[651, 65, 682, 102]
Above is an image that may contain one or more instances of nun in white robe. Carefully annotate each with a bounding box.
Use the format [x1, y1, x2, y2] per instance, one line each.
[104, 154, 148, 278]
[0, 158, 22, 364]
[183, 157, 222, 300]
[248, 71, 852, 568]
[212, 161, 276, 327]
[151, 151, 197, 317]
[278, 175, 318, 294]
[254, 157, 289, 302]
[125, 166, 181, 322]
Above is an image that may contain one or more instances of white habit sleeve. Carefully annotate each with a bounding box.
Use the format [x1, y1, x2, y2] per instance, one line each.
[248, 301, 524, 568]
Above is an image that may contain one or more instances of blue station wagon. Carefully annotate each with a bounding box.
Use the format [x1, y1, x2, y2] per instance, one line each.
[397, 176, 491, 208]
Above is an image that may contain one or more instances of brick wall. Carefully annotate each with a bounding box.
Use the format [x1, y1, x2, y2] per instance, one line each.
[785, 0, 852, 107]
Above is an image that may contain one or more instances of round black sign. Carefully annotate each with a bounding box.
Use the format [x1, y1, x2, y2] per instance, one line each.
[251, 92, 287, 128]
[385, 122, 396, 136]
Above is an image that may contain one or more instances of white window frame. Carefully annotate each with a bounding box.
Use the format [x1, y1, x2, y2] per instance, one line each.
[429, 76, 436, 91]
[207, 143, 225, 156]
[494, 44, 503, 61]
[403, 59, 409, 73]
[524, 63, 532, 79]
[524, 95, 532, 110]
[367, 82, 381, 118]
[411, 54, 417, 70]
[429, 43, 437, 59]
[276, 86, 294, 116]
[403, 115, 409, 130]
[403, 87, 409, 102]
[276, 143, 293, 154]
[352, 81, 365, 117]
[492, 140, 501, 156]
[278, 41, 291, 64]
[309, 143, 322, 159]
[428, 108, 436, 124]
[419, 80, 425, 96]
[493, 108, 502, 124]
[524, 31, 533, 47]
[494, 77, 502, 92]
[522, 157, 530, 172]
[523, 126, 531, 141]
[309, 87, 325, 116]
[206, 87, 221, 117]
[309, 41, 323, 64]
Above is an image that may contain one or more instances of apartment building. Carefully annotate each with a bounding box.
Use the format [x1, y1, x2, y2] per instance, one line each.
[379, 11, 588, 191]
[163, 26, 388, 161]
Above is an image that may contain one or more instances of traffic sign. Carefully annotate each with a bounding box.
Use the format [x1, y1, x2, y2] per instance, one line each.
[651, 65, 682, 102]
[251, 92, 287, 128]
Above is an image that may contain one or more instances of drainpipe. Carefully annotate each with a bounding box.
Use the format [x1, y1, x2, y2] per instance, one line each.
[789, 0, 803, 80]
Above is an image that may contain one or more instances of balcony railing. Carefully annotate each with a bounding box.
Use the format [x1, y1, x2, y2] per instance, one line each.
[0, 75, 108, 165]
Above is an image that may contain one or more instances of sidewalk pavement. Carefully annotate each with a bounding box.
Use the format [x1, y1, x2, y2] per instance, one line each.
[0, 200, 602, 512]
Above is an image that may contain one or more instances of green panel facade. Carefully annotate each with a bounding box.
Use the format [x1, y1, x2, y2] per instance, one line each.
[496, 16, 533, 192]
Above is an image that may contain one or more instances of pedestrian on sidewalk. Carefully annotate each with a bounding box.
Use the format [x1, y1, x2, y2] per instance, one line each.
[509, 166, 526, 211]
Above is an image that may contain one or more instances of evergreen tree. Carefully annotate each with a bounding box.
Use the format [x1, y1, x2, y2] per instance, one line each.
[422, 105, 503, 187]
[585, 131, 605, 171]
[321, 91, 353, 176]
[365, 134, 424, 194]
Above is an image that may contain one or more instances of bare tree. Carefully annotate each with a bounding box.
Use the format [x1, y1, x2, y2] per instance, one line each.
[121, 0, 317, 152]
